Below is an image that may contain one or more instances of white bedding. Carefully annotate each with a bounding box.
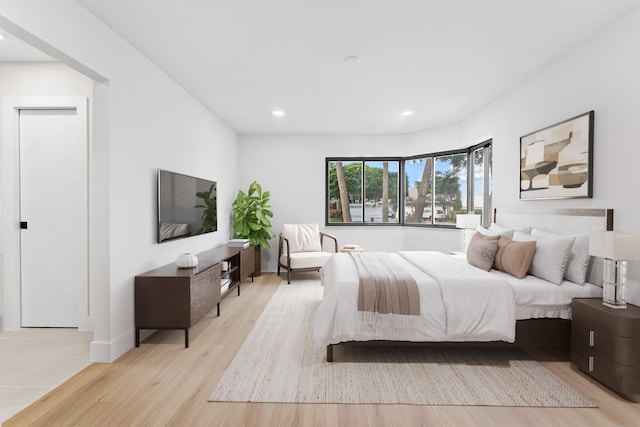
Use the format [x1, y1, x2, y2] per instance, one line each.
[488, 269, 602, 319]
[312, 251, 516, 349]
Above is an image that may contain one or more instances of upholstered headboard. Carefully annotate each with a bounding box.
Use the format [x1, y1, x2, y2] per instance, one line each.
[494, 208, 613, 286]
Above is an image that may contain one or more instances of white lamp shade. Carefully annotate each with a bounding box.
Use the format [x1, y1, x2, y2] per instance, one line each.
[456, 214, 481, 229]
[588, 231, 640, 261]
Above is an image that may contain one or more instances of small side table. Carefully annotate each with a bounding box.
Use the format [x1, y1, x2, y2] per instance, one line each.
[571, 298, 640, 402]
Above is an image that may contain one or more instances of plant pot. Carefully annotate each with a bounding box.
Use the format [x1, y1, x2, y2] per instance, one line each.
[254, 245, 261, 276]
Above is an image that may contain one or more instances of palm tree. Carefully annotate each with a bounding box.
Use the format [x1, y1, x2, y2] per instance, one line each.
[382, 162, 389, 222]
[335, 161, 352, 222]
[409, 158, 433, 223]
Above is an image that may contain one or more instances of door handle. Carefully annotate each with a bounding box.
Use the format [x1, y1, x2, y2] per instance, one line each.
[20, 221, 28, 229]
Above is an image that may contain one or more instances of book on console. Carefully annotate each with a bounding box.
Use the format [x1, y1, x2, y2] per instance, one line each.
[228, 238, 250, 248]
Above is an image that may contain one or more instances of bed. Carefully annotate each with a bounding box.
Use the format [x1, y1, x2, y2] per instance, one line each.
[312, 208, 613, 361]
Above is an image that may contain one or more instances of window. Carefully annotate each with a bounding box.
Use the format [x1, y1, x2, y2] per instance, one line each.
[327, 160, 362, 223]
[404, 156, 433, 224]
[327, 159, 400, 224]
[326, 140, 491, 227]
[432, 153, 468, 226]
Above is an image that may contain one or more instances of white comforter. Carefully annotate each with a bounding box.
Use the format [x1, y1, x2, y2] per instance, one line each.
[312, 251, 516, 349]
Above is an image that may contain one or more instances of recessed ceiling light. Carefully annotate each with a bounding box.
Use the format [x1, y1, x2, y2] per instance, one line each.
[343, 55, 361, 65]
[272, 109, 286, 117]
[0, 34, 4, 41]
[401, 111, 414, 116]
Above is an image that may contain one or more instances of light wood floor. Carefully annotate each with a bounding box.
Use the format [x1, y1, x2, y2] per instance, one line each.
[6, 273, 640, 426]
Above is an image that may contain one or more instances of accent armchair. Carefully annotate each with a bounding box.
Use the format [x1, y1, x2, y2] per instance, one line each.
[277, 223, 338, 284]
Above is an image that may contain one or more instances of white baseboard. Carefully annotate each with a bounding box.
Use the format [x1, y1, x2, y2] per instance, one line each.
[90, 329, 137, 363]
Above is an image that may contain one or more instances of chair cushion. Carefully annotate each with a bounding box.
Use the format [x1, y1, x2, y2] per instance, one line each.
[280, 252, 333, 269]
[282, 223, 322, 253]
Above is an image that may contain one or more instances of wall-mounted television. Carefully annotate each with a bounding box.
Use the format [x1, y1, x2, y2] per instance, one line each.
[157, 169, 217, 243]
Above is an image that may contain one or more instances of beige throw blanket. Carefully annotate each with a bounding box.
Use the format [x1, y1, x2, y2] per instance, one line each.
[350, 252, 420, 329]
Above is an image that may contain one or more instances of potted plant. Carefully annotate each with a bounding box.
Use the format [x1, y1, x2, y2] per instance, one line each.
[232, 181, 275, 276]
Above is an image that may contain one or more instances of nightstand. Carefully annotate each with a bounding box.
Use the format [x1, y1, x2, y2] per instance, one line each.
[571, 298, 640, 402]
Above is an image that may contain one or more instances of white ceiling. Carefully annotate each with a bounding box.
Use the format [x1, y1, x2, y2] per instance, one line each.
[9, 1, 640, 134]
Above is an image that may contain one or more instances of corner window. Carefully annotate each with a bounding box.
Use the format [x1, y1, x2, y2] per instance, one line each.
[326, 140, 491, 227]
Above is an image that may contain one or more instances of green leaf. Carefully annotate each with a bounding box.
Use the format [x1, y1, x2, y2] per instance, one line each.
[232, 180, 274, 247]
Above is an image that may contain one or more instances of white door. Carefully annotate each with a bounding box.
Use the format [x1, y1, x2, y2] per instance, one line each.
[19, 108, 87, 327]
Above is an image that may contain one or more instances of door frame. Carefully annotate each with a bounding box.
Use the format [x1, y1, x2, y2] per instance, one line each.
[2, 97, 91, 331]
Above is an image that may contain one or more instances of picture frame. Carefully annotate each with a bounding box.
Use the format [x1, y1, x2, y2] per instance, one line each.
[520, 111, 594, 200]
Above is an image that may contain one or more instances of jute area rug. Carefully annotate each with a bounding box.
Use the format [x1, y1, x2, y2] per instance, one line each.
[209, 280, 595, 407]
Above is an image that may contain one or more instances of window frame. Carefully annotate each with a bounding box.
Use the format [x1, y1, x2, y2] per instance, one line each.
[325, 156, 404, 226]
[467, 140, 492, 228]
[325, 139, 492, 227]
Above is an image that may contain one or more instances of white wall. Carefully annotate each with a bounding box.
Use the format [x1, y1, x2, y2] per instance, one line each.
[0, 62, 92, 94]
[240, 7, 640, 307]
[238, 129, 466, 273]
[238, 134, 402, 271]
[0, 2, 238, 362]
[458, 8, 640, 305]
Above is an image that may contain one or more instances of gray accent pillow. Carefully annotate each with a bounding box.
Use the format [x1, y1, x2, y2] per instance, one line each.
[466, 232, 500, 271]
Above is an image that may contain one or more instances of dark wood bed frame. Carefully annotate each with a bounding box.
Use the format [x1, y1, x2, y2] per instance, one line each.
[327, 319, 570, 362]
[326, 208, 614, 362]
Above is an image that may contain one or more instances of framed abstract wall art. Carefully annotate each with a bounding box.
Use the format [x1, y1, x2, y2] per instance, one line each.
[520, 111, 594, 200]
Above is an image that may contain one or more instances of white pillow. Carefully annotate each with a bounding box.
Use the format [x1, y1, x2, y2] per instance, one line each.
[488, 223, 514, 239]
[477, 225, 513, 239]
[281, 224, 322, 253]
[532, 228, 590, 285]
[515, 226, 532, 234]
[513, 230, 575, 285]
[477, 224, 532, 240]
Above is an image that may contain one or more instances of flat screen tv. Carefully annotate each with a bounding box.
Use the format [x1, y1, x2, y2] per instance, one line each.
[157, 169, 217, 243]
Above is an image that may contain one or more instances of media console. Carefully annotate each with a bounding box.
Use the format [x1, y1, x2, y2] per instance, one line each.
[134, 245, 255, 348]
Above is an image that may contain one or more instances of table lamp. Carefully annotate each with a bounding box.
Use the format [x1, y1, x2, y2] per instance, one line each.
[588, 231, 640, 309]
[456, 214, 481, 251]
